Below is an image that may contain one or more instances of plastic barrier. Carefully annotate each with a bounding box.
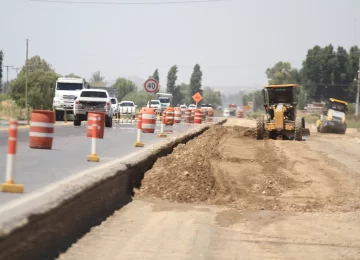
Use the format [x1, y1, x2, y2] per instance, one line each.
[164, 107, 175, 125]
[141, 107, 156, 133]
[184, 109, 191, 123]
[207, 107, 214, 117]
[87, 112, 105, 139]
[174, 107, 181, 123]
[87, 122, 100, 162]
[158, 111, 167, 138]
[134, 112, 144, 147]
[194, 109, 203, 124]
[201, 108, 207, 122]
[29, 110, 55, 149]
[0, 120, 24, 193]
[190, 109, 195, 123]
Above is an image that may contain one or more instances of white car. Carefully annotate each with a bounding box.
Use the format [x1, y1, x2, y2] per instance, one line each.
[73, 89, 114, 127]
[188, 104, 196, 110]
[223, 108, 230, 117]
[148, 100, 161, 112]
[180, 104, 187, 112]
[118, 101, 136, 119]
[110, 97, 118, 116]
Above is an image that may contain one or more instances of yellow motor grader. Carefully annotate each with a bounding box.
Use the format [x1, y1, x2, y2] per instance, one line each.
[256, 84, 310, 140]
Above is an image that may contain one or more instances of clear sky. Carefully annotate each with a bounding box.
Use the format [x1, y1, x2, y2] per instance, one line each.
[1, 0, 360, 93]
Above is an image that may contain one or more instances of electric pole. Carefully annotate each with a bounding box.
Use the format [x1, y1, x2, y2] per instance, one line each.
[25, 39, 29, 124]
[356, 54, 360, 117]
[2, 65, 13, 93]
[13, 67, 21, 76]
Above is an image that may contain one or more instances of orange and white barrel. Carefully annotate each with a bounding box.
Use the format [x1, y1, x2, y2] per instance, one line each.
[29, 110, 55, 149]
[141, 108, 156, 133]
[87, 112, 105, 139]
[184, 109, 191, 123]
[174, 107, 181, 123]
[165, 107, 175, 125]
[190, 109, 195, 123]
[201, 108, 207, 122]
[194, 109, 203, 124]
[6, 120, 17, 183]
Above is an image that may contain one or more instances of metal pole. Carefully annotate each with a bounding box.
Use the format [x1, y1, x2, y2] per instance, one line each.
[356, 54, 360, 117]
[25, 39, 29, 125]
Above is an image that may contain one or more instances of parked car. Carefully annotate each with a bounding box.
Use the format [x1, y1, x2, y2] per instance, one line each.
[118, 101, 136, 119]
[188, 104, 196, 110]
[180, 104, 187, 112]
[147, 100, 161, 112]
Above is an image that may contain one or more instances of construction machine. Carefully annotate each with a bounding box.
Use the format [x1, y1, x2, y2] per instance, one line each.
[256, 84, 310, 140]
[316, 98, 348, 134]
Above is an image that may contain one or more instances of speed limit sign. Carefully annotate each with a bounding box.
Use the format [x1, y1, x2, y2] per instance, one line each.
[144, 78, 159, 93]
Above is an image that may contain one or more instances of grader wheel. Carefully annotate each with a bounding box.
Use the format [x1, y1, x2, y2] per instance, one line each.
[295, 117, 303, 141]
[256, 117, 265, 140]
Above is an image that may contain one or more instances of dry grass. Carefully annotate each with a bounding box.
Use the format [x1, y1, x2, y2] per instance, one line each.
[0, 100, 28, 121]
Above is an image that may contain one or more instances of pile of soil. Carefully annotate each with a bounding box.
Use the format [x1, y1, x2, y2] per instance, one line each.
[137, 123, 360, 213]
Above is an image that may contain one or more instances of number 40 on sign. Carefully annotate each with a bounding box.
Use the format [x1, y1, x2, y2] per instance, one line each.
[144, 78, 159, 93]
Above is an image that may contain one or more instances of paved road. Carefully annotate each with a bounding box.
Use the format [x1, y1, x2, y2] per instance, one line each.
[0, 120, 203, 204]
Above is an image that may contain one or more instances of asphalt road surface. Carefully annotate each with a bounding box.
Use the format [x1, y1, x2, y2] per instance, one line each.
[0, 120, 200, 204]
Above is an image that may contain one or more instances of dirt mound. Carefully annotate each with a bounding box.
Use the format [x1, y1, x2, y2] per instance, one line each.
[137, 123, 360, 213]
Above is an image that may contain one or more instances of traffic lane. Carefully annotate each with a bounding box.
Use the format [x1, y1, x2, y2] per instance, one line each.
[0, 123, 197, 204]
[0, 124, 86, 147]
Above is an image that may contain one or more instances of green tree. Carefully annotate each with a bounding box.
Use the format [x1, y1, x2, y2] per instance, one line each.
[266, 61, 301, 85]
[65, 73, 81, 78]
[166, 65, 178, 93]
[123, 91, 154, 108]
[190, 64, 203, 96]
[179, 83, 192, 105]
[10, 56, 59, 109]
[203, 87, 222, 108]
[152, 69, 159, 83]
[90, 71, 105, 87]
[112, 77, 137, 101]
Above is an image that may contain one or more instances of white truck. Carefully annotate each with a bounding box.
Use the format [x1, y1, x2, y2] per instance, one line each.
[118, 100, 136, 119]
[53, 77, 87, 121]
[156, 93, 173, 112]
[147, 100, 161, 112]
[73, 89, 114, 127]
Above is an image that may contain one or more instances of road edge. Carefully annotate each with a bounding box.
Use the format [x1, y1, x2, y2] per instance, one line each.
[0, 119, 227, 260]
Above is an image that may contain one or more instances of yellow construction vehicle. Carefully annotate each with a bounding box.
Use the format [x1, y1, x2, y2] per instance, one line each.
[256, 84, 310, 140]
[316, 98, 348, 134]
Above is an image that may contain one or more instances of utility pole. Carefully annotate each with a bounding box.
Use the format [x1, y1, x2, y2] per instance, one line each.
[13, 67, 21, 76]
[356, 53, 360, 117]
[25, 39, 29, 125]
[2, 65, 13, 93]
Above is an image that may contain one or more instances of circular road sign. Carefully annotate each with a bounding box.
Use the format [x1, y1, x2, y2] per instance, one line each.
[144, 78, 159, 93]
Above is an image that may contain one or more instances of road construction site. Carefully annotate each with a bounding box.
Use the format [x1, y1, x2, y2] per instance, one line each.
[1, 117, 360, 259]
[53, 118, 360, 260]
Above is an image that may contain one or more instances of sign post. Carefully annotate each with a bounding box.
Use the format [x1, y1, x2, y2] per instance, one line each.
[192, 92, 203, 109]
[144, 77, 159, 108]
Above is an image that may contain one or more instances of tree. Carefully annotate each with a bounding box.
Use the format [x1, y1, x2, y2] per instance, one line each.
[265, 61, 301, 85]
[90, 71, 105, 87]
[203, 87, 222, 108]
[166, 65, 178, 93]
[0, 51, 3, 91]
[112, 77, 137, 101]
[10, 56, 59, 109]
[152, 69, 159, 83]
[190, 64, 203, 97]
[179, 83, 192, 105]
[65, 73, 81, 78]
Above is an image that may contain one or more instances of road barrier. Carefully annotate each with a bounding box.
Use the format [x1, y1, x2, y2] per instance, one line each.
[194, 109, 202, 124]
[29, 110, 55, 150]
[141, 108, 156, 133]
[0, 120, 24, 193]
[118, 107, 135, 124]
[190, 110, 195, 123]
[87, 112, 105, 139]
[201, 108, 207, 122]
[134, 112, 144, 147]
[207, 107, 214, 117]
[184, 109, 191, 123]
[174, 107, 182, 123]
[87, 123, 100, 162]
[158, 111, 167, 138]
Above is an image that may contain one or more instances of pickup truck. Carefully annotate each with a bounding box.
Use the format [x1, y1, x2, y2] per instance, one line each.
[118, 101, 136, 119]
[147, 100, 161, 112]
[73, 89, 114, 127]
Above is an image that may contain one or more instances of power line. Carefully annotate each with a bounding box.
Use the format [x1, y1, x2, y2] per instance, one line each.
[30, 0, 235, 5]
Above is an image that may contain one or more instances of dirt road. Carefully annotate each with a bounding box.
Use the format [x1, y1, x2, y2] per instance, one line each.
[58, 118, 360, 260]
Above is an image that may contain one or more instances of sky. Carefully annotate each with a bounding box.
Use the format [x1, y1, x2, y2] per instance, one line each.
[1, 0, 360, 93]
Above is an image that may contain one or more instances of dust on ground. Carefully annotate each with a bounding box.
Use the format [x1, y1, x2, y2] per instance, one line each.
[137, 118, 360, 213]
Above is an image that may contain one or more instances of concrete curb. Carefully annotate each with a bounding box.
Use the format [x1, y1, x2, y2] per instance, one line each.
[0, 119, 227, 260]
